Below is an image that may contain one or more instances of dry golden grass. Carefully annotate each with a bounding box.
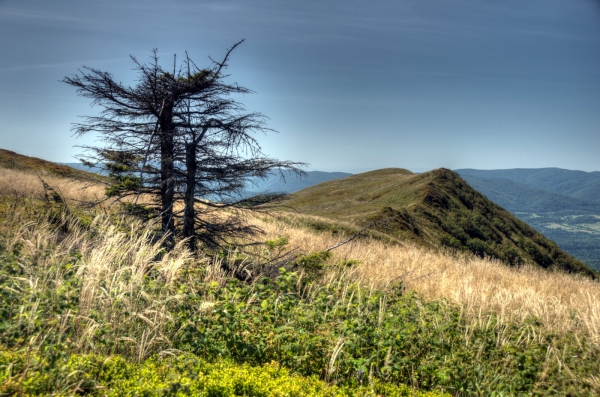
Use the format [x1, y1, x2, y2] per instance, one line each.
[0, 167, 105, 203]
[2, 165, 599, 359]
[2, 166, 598, 348]
[2, 212, 205, 360]
[0, 167, 161, 211]
[249, 211, 600, 348]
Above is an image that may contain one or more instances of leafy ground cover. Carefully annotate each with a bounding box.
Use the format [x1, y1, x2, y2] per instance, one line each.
[0, 204, 598, 395]
[0, 350, 446, 397]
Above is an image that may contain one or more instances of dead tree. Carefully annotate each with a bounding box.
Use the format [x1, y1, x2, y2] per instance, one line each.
[63, 40, 304, 250]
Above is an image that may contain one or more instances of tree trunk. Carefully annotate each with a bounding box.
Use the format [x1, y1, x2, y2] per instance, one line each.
[183, 142, 197, 251]
[159, 106, 176, 241]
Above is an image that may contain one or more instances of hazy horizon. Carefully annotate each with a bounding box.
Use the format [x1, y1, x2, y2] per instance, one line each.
[52, 156, 600, 175]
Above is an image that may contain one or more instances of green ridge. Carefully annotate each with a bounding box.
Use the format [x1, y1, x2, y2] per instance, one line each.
[0, 148, 98, 180]
[276, 168, 598, 278]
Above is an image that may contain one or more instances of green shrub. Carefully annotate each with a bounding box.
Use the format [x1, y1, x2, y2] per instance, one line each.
[292, 251, 332, 276]
[0, 349, 448, 396]
[265, 235, 290, 250]
[172, 270, 600, 396]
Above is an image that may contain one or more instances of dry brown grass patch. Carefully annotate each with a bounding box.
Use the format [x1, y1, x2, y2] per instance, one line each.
[0, 167, 105, 203]
[248, 211, 600, 348]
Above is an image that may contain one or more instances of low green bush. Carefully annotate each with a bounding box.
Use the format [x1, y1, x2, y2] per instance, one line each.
[172, 269, 600, 396]
[0, 349, 447, 396]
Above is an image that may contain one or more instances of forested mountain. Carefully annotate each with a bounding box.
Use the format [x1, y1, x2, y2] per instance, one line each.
[457, 168, 600, 202]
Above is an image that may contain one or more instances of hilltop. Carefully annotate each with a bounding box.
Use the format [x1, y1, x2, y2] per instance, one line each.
[2, 151, 594, 277]
[275, 168, 597, 277]
[0, 149, 99, 181]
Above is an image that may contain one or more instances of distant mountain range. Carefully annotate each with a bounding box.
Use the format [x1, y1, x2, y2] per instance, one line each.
[59, 163, 106, 175]
[456, 168, 600, 203]
[61, 163, 352, 196]
[456, 168, 600, 271]
[245, 170, 352, 195]
[454, 174, 600, 215]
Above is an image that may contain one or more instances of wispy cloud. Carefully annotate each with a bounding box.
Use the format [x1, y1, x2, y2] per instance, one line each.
[0, 58, 129, 74]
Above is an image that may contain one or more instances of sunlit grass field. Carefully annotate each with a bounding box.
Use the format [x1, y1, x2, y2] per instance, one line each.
[1, 166, 599, 395]
[250, 211, 600, 345]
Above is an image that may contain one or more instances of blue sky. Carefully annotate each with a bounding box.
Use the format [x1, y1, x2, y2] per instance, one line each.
[1, 0, 599, 173]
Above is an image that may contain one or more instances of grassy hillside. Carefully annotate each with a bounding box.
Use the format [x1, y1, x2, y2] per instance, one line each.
[2, 161, 600, 395]
[276, 168, 597, 278]
[0, 149, 99, 180]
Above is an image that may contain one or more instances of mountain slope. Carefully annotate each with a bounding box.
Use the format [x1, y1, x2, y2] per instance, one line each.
[276, 168, 597, 278]
[0, 149, 99, 180]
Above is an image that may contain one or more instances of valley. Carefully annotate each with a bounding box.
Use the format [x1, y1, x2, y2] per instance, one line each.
[515, 212, 600, 270]
[457, 168, 600, 271]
